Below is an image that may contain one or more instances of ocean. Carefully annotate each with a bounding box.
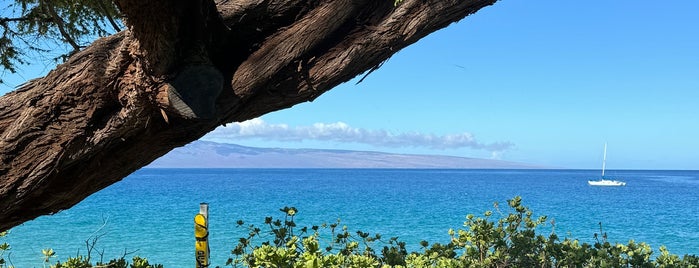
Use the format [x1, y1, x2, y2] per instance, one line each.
[3, 169, 699, 267]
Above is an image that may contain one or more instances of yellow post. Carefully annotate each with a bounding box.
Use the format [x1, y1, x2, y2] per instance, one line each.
[195, 203, 209, 268]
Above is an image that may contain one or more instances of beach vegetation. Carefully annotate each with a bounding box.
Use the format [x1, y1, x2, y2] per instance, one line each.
[0, 230, 161, 268]
[1, 197, 697, 267]
[228, 197, 699, 268]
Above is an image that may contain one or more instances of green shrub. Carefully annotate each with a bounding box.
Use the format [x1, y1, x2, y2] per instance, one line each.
[0, 230, 162, 268]
[52, 255, 162, 268]
[228, 197, 698, 268]
[1, 230, 11, 268]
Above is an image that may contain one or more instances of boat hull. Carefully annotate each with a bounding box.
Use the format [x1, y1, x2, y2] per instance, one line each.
[588, 179, 626, 186]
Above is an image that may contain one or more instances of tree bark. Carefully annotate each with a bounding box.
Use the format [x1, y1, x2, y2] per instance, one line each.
[0, 0, 497, 231]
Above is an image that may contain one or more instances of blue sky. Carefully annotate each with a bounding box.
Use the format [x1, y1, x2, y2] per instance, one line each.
[2, 1, 698, 169]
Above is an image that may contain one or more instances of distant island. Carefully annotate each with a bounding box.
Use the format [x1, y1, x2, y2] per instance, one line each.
[147, 141, 541, 169]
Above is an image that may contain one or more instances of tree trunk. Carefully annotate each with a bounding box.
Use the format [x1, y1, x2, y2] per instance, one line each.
[0, 0, 497, 231]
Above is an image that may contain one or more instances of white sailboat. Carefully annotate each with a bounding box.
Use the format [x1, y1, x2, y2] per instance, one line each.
[588, 143, 626, 186]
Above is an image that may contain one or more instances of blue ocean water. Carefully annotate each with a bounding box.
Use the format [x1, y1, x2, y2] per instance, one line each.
[3, 169, 699, 267]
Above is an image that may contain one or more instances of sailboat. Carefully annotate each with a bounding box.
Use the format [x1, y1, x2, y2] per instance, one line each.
[587, 143, 626, 186]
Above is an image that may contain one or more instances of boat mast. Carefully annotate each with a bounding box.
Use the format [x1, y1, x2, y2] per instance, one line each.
[602, 143, 607, 177]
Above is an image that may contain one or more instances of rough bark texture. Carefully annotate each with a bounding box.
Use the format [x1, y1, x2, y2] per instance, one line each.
[0, 0, 497, 231]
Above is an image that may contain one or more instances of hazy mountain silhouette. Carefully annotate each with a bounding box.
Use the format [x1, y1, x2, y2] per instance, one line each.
[148, 140, 541, 169]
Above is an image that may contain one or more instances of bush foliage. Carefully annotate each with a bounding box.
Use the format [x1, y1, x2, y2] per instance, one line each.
[227, 197, 698, 268]
[0, 229, 161, 268]
[2, 197, 698, 267]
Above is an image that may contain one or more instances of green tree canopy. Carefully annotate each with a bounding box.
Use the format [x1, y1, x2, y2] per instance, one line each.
[0, 0, 121, 81]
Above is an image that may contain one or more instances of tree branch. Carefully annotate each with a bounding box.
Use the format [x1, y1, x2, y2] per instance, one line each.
[0, 0, 498, 231]
[40, 0, 81, 52]
[231, 0, 366, 98]
[96, 0, 122, 33]
[0, 17, 33, 23]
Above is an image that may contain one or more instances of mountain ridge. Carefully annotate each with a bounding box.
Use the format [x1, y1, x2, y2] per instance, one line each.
[147, 140, 542, 169]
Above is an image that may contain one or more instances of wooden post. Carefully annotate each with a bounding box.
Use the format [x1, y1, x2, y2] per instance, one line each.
[195, 203, 209, 267]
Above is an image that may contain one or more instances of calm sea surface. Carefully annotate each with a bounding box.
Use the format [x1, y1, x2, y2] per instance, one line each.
[4, 169, 699, 267]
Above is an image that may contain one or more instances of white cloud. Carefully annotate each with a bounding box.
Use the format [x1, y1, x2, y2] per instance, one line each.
[203, 118, 513, 153]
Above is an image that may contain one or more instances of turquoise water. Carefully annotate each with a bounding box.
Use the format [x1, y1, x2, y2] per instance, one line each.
[4, 169, 699, 267]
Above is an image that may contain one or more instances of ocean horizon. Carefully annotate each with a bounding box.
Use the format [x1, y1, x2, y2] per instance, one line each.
[4, 168, 698, 267]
